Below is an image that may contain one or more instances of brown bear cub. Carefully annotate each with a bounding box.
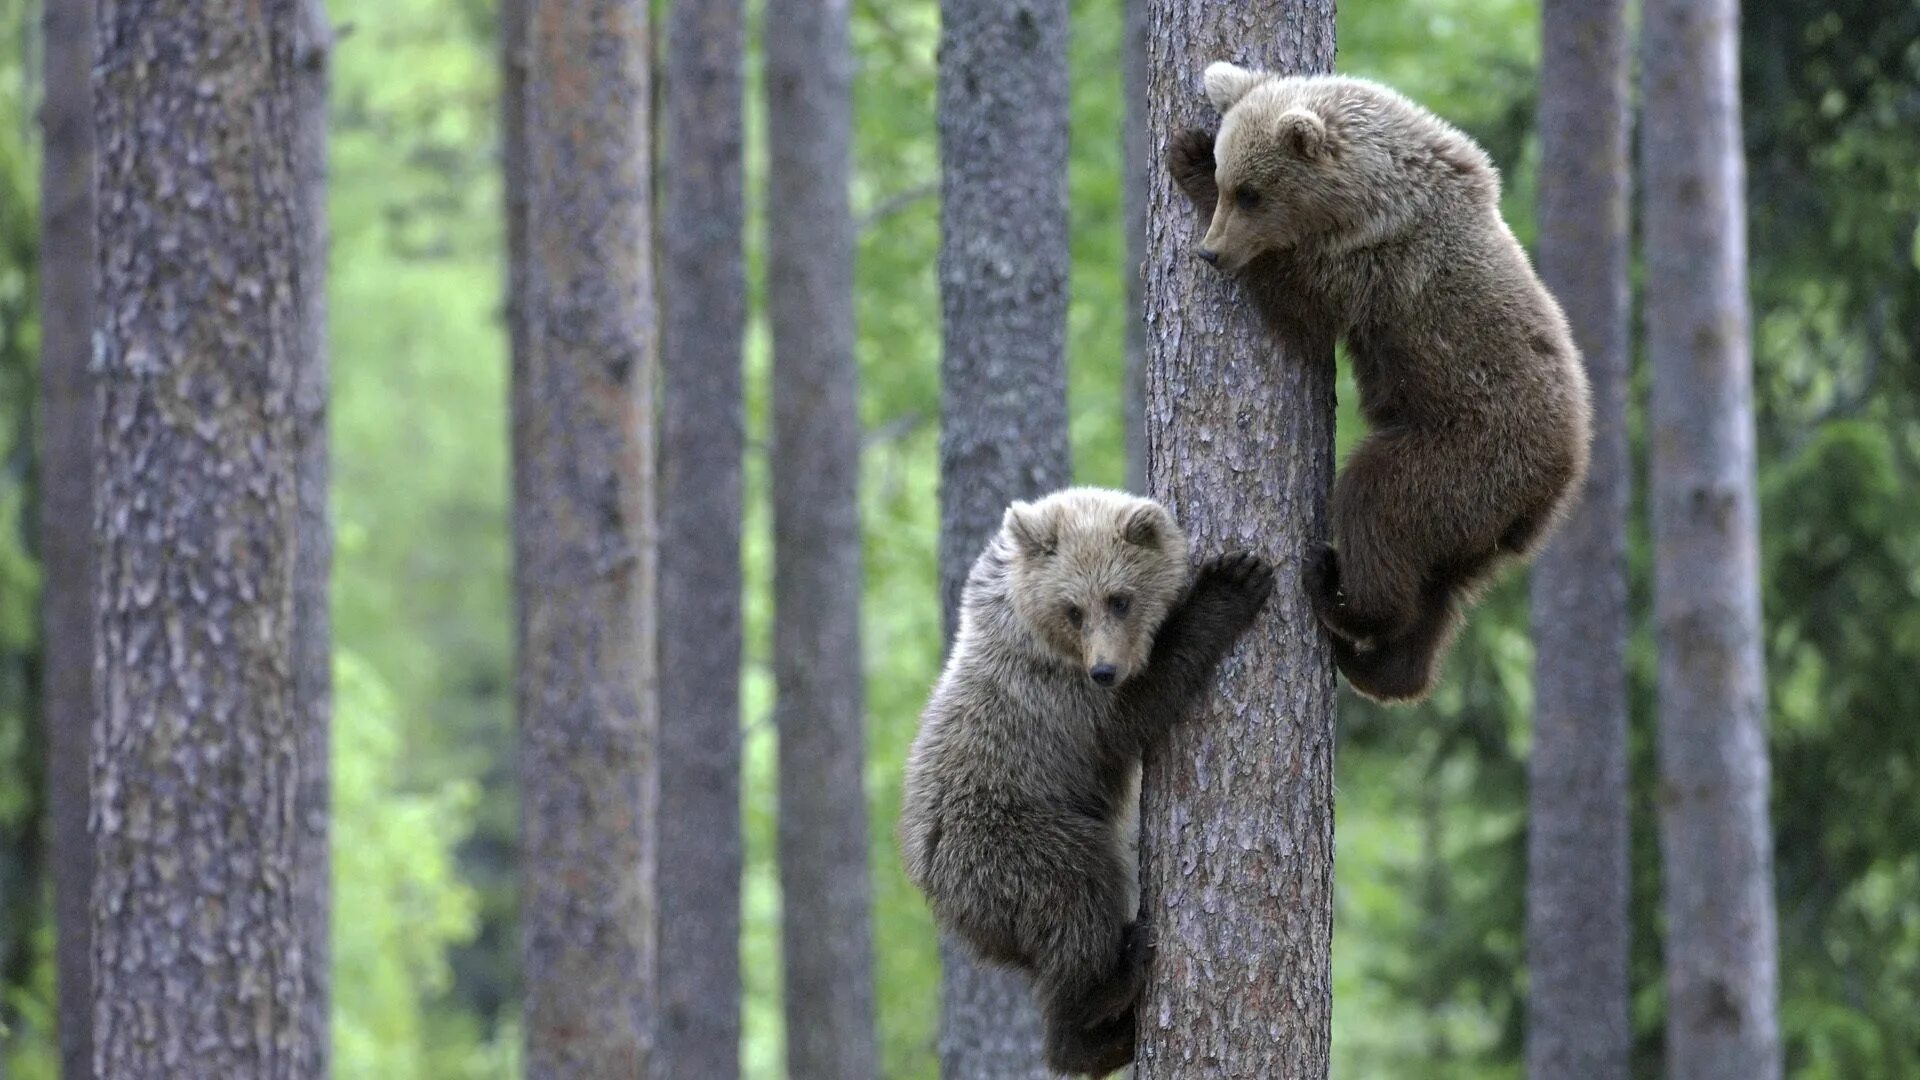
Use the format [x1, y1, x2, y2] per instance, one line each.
[899, 488, 1273, 1076]
[1167, 63, 1592, 704]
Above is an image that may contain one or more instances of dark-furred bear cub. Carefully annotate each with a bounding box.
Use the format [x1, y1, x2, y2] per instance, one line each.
[1167, 63, 1593, 704]
[899, 488, 1273, 1077]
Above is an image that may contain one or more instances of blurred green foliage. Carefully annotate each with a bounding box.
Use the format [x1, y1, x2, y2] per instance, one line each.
[0, 0, 1914, 1076]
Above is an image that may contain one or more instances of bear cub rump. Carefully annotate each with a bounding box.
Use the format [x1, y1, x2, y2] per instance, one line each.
[1169, 63, 1593, 704]
[899, 488, 1273, 1076]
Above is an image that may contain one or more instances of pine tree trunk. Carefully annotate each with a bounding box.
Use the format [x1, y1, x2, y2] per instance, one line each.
[89, 0, 320, 1073]
[37, 0, 94, 1073]
[1526, 0, 1632, 1074]
[514, 0, 659, 1072]
[765, 1, 877, 1076]
[1123, 0, 1150, 493]
[657, 0, 746, 1074]
[293, 3, 335, 1075]
[934, 0, 1072, 1073]
[1642, 0, 1780, 1075]
[1137, 2, 1338, 1076]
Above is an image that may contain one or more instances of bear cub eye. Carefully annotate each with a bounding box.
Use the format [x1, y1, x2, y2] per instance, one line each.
[1107, 594, 1132, 617]
[1234, 188, 1261, 211]
[1066, 604, 1085, 629]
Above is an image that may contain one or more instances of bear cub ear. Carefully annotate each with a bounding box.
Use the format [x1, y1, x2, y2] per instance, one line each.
[1273, 106, 1328, 160]
[1004, 501, 1057, 559]
[1203, 61, 1265, 113]
[1119, 502, 1172, 551]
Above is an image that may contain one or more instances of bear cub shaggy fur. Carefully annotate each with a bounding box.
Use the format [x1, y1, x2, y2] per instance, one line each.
[1169, 63, 1592, 704]
[899, 488, 1273, 1076]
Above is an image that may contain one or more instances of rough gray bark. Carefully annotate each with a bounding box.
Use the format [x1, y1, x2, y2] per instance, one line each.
[765, 1, 877, 1077]
[934, 0, 1072, 1072]
[657, 0, 746, 1073]
[1525, 0, 1632, 1074]
[514, 0, 659, 1073]
[293, 3, 334, 1076]
[89, 0, 320, 1073]
[1641, 0, 1781, 1075]
[1137, 3, 1338, 1077]
[37, 0, 94, 1074]
[1123, 0, 1149, 493]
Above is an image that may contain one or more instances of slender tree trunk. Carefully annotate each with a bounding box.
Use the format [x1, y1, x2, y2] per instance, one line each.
[658, 0, 746, 1073]
[37, 0, 93, 1074]
[1526, 0, 1632, 1074]
[1123, 0, 1149, 493]
[1642, 0, 1780, 1075]
[765, 1, 877, 1077]
[935, 0, 1071, 1073]
[89, 0, 320, 1073]
[293, 3, 335, 1076]
[514, 0, 659, 1072]
[1137, 2, 1338, 1076]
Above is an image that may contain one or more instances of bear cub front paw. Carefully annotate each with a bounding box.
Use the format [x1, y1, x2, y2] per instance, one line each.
[1190, 550, 1276, 631]
[1167, 128, 1220, 211]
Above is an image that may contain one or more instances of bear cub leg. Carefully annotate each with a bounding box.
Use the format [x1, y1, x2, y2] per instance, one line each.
[1168, 128, 1221, 216]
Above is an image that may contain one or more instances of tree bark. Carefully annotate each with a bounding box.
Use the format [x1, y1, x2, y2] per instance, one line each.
[514, 0, 659, 1073]
[765, 1, 877, 1077]
[1123, 0, 1149, 493]
[89, 0, 320, 1073]
[657, 0, 746, 1074]
[1641, 0, 1781, 1075]
[38, 0, 94, 1074]
[1137, 3, 1338, 1077]
[293, 3, 335, 1076]
[1525, 0, 1632, 1075]
[934, 0, 1072, 1073]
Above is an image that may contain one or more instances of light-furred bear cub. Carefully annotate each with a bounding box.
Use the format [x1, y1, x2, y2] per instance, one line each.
[899, 488, 1273, 1077]
[1167, 63, 1592, 704]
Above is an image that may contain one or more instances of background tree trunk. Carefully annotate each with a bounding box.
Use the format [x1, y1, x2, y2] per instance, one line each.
[1123, 0, 1149, 494]
[89, 0, 320, 1072]
[934, 0, 1071, 1073]
[37, 0, 94, 1074]
[1642, 0, 1781, 1075]
[514, 0, 659, 1072]
[1137, 2, 1338, 1076]
[1526, 0, 1632, 1074]
[657, 0, 746, 1074]
[765, 1, 878, 1077]
[293, 2, 335, 1076]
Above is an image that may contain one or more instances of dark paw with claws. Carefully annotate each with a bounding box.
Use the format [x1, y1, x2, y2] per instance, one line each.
[1167, 127, 1220, 212]
[1192, 550, 1276, 630]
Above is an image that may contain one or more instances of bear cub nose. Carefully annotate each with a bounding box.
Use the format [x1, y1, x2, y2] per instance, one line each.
[1196, 248, 1220, 265]
[1090, 664, 1118, 687]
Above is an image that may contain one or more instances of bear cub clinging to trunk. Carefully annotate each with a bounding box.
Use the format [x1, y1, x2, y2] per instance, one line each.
[1169, 63, 1592, 704]
[899, 488, 1273, 1076]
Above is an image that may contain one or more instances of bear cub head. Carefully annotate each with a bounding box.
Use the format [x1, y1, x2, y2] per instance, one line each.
[999, 488, 1190, 689]
[1193, 61, 1491, 273]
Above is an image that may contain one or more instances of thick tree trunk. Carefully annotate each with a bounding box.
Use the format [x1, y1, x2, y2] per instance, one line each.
[514, 0, 659, 1073]
[1641, 0, 1781, 1075]
[293, 3, 335, 1076]
[934, 0, 1071, 1073]
[657, 0, 746, 1074]
[1525, 0, 1632, 1075]
[1137, 3, 1338, 1077]
[38, 0, 94, 1074]
[1123, 0, 1149, 493]
[89, 0, 320, 1073]
[765, 1, 877, 1077]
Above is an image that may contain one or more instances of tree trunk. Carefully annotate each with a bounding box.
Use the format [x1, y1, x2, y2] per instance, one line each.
[934, 0, 1071, 1073]
[765, 1, 877, 1077]
[1526, 0, 1632, 1074]
[1137, 2, 1338, 1077]
[37, 0, 94, 1073]
[1641, 0, 1781, 1075]
[1123, 0, 1149, 493]
[514, 0, 659, 1073]
[89, 0, 320, 1073]
[657, 0, 746, 1074]
[293, 3, 335, 1076]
